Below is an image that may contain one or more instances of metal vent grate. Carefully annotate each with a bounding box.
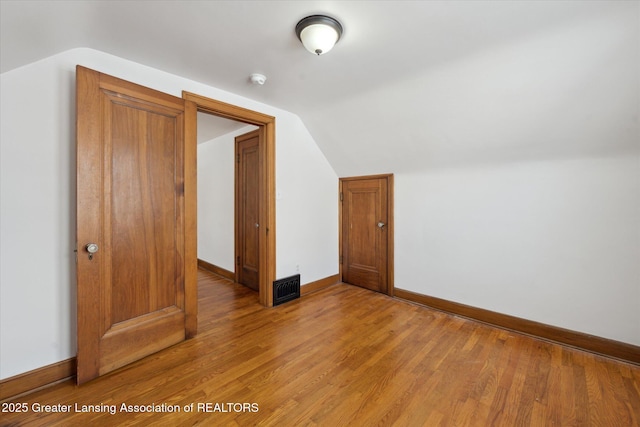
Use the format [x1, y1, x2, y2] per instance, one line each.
[273, 274, 300, 306]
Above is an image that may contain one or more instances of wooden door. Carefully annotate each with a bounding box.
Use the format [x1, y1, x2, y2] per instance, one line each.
[235, 130, 261, 291]
[76, 66, 196, 385]
[341, 175, 393, 294]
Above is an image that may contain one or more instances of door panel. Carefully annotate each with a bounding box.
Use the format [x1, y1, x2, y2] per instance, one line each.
[76, 66, 193, 384]
[109, 100, 181, 322]
[235, 130, 260, 291]
[342, 177, 391, 294]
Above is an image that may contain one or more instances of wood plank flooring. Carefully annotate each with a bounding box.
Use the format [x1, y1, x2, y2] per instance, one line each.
[2, 269, 639, 426]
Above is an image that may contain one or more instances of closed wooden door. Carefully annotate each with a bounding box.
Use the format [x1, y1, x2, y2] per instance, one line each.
[76, 66, 196, 385]
[341, 175, 393, 294]
[235, 130, 261, 291]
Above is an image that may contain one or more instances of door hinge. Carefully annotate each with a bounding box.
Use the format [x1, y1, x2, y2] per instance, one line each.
[340, 192, 344, 202]
[236, 154, 240, 163]
[339, 255, 343, 264]
[236, 256, 241, 266]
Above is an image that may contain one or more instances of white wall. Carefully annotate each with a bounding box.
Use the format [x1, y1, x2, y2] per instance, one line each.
[275, 117, 339, 281]
[396, 155, 640, 345]
[0, 48, 339, 379]
[197, 126, 253, 272]
[0, 51, 76, 379]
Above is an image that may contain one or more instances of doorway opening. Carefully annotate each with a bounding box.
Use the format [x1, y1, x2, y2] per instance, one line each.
[183, 91, 276, 308]
[196, 113, 257, 285]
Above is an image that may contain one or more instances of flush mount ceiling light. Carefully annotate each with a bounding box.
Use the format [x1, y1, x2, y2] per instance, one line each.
[295, 15, 343, 56]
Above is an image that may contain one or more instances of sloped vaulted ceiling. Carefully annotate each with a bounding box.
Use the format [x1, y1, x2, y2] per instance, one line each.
[2, 0, 638, 176]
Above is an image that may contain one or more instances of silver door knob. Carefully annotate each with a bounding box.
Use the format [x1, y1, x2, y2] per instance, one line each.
[377, 222, 386, 229]
[255, 223, 260, 228]
[85, 243, 99, 260]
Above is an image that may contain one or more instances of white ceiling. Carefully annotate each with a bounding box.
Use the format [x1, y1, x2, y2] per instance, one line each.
[2, 1, 637, 175]
[197, 112, 255, 144]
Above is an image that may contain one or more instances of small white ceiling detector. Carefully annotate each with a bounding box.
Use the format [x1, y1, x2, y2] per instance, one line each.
[249, 73, 267, 85]
[296, 15, 343, 55]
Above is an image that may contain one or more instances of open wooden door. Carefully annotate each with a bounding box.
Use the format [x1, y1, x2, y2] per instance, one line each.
[76, 66, 197, 384]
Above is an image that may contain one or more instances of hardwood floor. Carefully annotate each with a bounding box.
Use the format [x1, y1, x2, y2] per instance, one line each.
[2, 269, 639, 426]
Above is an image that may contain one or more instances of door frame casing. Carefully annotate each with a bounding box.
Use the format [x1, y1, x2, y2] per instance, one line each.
[339, 174, 394, 296]
[182, 91, 276, 307]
